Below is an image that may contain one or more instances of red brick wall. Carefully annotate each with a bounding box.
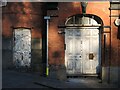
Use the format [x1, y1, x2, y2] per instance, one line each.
[58, 2, 82, 25]
[2, 2, 46, 38]
[87, 2, 110, 26]
[3, 2, 120, 67]
[48, 18, 64, 65]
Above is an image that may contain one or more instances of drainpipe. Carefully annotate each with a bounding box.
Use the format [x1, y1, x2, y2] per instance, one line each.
[44, 16, 50, 76]
[108, 2, 112, 84]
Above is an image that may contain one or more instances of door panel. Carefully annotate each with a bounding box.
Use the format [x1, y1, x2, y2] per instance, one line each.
[13, 28, 31, 68]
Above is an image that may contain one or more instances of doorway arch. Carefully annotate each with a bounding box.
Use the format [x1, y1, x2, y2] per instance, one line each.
[65, 14, 103, 76]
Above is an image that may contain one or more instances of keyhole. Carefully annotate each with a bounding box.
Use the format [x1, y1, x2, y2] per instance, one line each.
[89, 53, 94, 60]
[22, 54, 23, 60]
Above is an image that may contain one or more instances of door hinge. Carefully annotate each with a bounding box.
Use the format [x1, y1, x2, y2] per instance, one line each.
[64, 44, 66, 50]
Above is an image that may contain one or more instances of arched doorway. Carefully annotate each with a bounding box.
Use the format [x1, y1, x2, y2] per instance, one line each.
[65, 14, 103, 76]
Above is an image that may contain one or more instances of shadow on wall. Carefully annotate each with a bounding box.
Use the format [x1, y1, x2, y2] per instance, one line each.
[52, 51, 61, 58]
[52, 51, 64, 66]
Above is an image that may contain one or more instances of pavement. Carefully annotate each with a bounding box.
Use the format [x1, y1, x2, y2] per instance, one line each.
[2, 70, 118, 89]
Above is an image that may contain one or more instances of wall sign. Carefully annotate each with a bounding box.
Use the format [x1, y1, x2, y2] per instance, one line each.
[114, 18, 120, 26]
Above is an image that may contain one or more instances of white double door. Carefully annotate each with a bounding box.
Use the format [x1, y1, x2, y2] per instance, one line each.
[65, 28, 99, 75]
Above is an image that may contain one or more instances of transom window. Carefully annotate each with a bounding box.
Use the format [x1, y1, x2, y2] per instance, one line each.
[65, 15, 100, 26]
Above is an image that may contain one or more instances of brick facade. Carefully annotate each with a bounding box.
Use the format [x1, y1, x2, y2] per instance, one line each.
[2, 2, 120, 84]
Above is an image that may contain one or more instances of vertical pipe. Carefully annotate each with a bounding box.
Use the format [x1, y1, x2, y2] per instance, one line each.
[99, 27, 102, 80]
[104, 34, 106, 64]
[104, 33, 111, 83]
[46, 19, 49, 76]
[44, 16, 50, 76]
[98, 28, 100, 78]
[108, 2, 111, 84]
[0, 6, 2, 90]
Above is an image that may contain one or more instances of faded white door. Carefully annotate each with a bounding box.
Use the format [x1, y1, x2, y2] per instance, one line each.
[82, 28, 99, 74]
[13, 28, 31, 68]
[65, 28, 99, 75]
